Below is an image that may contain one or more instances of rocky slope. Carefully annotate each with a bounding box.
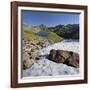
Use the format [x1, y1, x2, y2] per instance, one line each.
[23, 40, 80, 77]
[23, 59, 79, 77]
[23, 38, 50, 69]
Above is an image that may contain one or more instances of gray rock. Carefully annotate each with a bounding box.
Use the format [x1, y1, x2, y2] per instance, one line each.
[48, 49, 79, 68]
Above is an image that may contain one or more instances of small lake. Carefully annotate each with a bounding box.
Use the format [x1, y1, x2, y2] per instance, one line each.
[36, 32, 48, 37]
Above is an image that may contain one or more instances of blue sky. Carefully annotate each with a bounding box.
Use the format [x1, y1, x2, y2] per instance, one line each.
[22, 10, 80, 27]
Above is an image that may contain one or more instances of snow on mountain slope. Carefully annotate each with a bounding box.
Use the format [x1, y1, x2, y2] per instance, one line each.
[23, 41, 80, 77]
[39, 41, 79, 56]
[23, 58, 79, 77]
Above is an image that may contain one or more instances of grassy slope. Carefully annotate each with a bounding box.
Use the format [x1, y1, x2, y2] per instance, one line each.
[47, 31, 63, 42]
[23, 25, 43, 41]
[23, 24, 64, 42]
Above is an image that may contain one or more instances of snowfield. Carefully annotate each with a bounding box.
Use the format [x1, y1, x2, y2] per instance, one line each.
[39, 41, 79, 56]
[23, 41, 80, 77]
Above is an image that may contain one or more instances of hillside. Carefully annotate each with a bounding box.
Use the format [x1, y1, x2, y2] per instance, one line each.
[23, 24, 63, 42]
[48, 24, 79, 39]
[31, 24, 79, 40]
[22, 23, 80, 73]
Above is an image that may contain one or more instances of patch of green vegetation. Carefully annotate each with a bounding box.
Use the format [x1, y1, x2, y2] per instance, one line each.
[23, 23, 43, 41]
[23, 23, 41, 33]
[24, 28, 35, 34]
[47, 31, 63, 42]
[50, 24, 79, 39]
[23, 23, 64, 43]
[23, 29, 43, 41]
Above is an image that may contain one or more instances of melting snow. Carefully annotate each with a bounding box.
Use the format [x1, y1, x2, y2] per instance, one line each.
[23, 41, 80, 77]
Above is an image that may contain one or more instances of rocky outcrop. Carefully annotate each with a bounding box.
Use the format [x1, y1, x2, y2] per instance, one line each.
[23, 51, 37, 70]
[23, 39, 51, 70]
[48, 49, 79, 68]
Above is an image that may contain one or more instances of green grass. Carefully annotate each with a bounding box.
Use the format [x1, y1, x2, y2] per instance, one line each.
[23, 28, 43, 41]
[23, 23, 43, 41]
[23, 23, 63, 42]
[23, 28, 63, 42]
[47, 31, 64, 42]
[23, 24, 41, 33]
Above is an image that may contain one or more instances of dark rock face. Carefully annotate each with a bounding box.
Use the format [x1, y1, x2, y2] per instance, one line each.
[48, 49, 79, 68]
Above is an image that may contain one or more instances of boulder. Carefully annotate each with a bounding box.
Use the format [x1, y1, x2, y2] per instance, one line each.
[29, 51, 39, 60]
[23, 51, 39, 70]
[22, 38, 51, 70]
[23, 59, 36, 70]
[48, 49, 79, 68]
[23, 52, 34, 69]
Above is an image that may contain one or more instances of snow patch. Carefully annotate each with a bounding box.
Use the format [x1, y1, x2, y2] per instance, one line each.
[23, 59, 79, 77]
[23, 41, 80, 77]
[39, 41, 79, 56]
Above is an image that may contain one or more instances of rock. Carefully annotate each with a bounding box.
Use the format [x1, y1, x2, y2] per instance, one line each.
[48, 49, 56, 61]
[48, 49, 79, 68]
[55, 50, 65, 63]
[22, 38, 51, 70]
[23, 51, 39, 70]
[29, 51, 39, 60]
[23, 59, 35, 70]
[35, 45, 41, 50]
[23, 52, 30, 61]
[23, 52, 34, 69]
